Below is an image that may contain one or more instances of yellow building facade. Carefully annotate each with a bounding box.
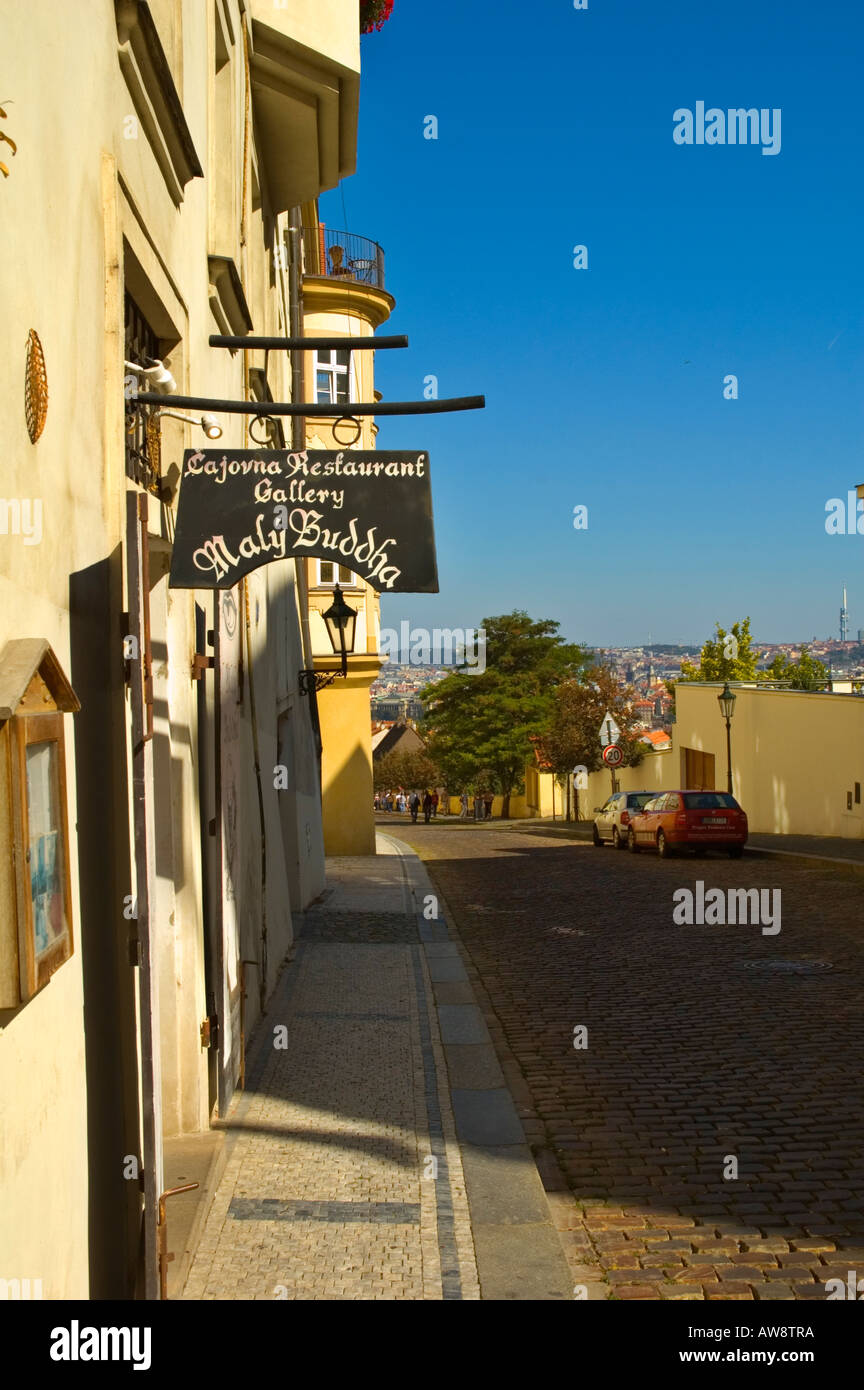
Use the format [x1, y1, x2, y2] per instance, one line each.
[299, 209, 396, 855]
[1, 0, 361, 1300]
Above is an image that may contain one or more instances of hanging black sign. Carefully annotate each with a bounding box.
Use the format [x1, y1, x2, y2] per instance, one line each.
[168, 448, 438, 592]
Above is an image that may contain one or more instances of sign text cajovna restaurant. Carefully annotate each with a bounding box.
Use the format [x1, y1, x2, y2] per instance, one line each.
[168, 449, 438, 593]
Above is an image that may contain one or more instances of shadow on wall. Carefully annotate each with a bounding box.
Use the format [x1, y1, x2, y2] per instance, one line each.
[324, 742, 376, 856]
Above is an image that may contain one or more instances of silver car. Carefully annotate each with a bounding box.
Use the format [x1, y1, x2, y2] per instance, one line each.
[592, 790, 659, 850]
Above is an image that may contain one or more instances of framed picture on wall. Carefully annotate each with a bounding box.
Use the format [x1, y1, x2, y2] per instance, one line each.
[0, 640, 79, 1007]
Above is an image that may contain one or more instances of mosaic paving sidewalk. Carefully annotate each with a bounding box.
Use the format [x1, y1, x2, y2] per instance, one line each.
[182, 839, 483, 1300]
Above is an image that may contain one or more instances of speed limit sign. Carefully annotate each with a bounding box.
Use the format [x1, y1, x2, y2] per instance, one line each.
[602, 743, 624, 768]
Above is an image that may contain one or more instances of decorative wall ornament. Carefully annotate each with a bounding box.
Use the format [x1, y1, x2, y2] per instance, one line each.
[25, 330, 48, 444]
[145, 411, 162, 490]
[0, 101, 17, 177]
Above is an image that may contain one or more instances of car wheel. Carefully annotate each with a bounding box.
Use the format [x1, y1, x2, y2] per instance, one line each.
[592, 823, 603, 846]
[628, 827, 639, 853]
[728, 845, 743, 859]
[657, 830, 670, 858]
[612, 827, 622, 850]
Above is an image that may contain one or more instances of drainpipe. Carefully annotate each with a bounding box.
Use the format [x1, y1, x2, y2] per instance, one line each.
[287, 208, 315, 672]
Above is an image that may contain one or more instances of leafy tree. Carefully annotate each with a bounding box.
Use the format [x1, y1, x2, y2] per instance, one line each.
[766, 647, 830, 690]
[679, 617, 760, 683]
[373, 749, 440, 794]
[539, 663, 644, 816]
[673, 619, 831, 698]
[420, 612, 590, 818]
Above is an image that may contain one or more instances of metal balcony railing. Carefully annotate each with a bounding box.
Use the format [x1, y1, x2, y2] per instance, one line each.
[301, 225, 385, 290]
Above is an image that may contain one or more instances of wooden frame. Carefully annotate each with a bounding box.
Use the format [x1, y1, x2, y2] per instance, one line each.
[0, 640, 79, 1008]
[9, 707, 74, 999]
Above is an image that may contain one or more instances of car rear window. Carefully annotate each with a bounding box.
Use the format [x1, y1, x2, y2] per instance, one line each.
[682, 792, 740, 810]
[628, 794, 656, 808]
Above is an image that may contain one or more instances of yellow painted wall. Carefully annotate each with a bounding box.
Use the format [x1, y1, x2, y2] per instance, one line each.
[582, 751, 675, 816]
[301, 233, 394, 858]
[675, 683, 864, 838]
[318, 660, 381, 854]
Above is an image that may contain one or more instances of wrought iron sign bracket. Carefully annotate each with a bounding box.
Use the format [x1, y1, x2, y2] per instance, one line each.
[299, 669, 345, 696]
[133, 391, 485, 418]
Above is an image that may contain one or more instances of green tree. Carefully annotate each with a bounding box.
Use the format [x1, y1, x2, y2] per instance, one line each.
[373, 749, 440, 794]
[678, 617, 760, 683]
[766, 646, 830, 690]
[420, 611, 590, 818]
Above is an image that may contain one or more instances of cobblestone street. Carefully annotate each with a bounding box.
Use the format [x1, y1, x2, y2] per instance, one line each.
[386, 819, 864, 1301]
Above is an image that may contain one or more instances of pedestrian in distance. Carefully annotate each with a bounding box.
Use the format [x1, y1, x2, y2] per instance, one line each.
[459, 791, 469, 819]
[410, 791, 420, 824]
[431, 790, 439, 819]
[483, 792, 494, 820]
[473, 793, 483, 821]
[423, 790, 434, 824]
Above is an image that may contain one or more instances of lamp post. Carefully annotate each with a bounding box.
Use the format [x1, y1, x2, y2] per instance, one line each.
[717, 682, 737, 794]
[299, 585, 358, 695]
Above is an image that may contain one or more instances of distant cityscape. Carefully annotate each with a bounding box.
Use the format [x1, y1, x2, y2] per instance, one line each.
[371, 629, 864, 734]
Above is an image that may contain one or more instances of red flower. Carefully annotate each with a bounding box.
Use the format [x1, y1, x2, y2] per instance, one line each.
[360, 0, 394, 33]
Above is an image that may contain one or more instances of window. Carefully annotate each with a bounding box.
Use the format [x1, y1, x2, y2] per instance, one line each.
[124, 291, 162, 493]
[317, 561, 357, 587]
[682, 792, 740, 810]
[314, 349, 353, 406]
[856, 782, 861, 805]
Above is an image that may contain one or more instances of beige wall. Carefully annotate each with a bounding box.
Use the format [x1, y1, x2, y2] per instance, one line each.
[0, 0, 341, 1297]
[582, 751, 675, 816]
[675, 683, 864, 838]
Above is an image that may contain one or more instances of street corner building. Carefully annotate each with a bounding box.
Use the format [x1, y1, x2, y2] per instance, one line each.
[0, 0, 372, 1300]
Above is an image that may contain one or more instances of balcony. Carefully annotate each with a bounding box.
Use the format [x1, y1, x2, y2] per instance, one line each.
[302, 226, 386, 290]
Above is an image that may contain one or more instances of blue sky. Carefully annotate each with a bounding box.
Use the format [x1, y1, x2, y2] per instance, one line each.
[320, 0, 864, 649]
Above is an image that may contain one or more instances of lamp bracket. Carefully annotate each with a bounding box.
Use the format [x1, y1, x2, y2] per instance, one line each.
[299, 669, 346, 696]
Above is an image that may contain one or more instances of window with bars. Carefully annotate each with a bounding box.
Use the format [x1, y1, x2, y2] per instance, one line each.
[124, 291, 162, 492]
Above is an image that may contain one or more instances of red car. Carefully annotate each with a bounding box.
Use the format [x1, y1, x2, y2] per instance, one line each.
[627, 790, 748, 858]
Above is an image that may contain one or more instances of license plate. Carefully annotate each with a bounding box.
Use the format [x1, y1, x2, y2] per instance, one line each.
[703, 817, 727, 825]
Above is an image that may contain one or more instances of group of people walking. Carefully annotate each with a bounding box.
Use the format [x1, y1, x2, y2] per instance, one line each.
[374, 790, 410, 814]
[374, 789, 439, 821]
[459, 791, 494, 820]
[373, 789, 496, 823]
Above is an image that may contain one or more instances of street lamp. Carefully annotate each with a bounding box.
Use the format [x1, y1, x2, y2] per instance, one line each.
[322, 585, 358, 675]
[299, 585, 358, 695]
[717, 682, 737, 794]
